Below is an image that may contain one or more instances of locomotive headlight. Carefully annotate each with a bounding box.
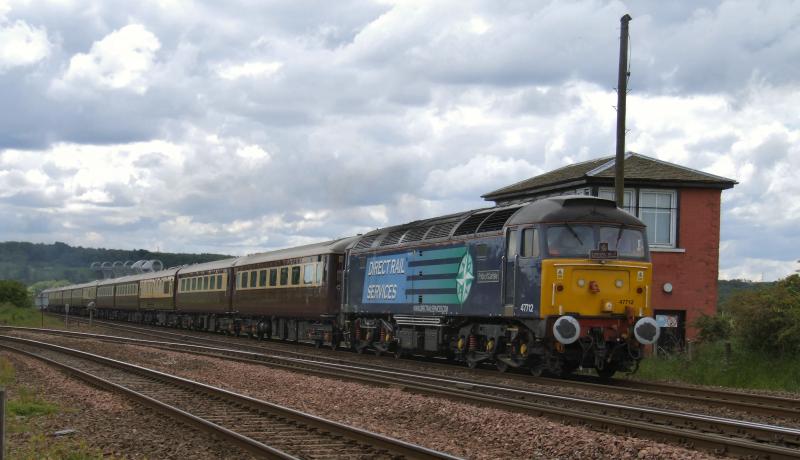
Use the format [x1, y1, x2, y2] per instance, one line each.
[615, 279, 623, 288]
[553, 316, 580, 345]
[633, 317, 661, 345]
[577, 278, 585, 288]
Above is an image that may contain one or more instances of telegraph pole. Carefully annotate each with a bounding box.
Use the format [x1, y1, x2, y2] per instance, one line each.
[615, 14, 632, 208]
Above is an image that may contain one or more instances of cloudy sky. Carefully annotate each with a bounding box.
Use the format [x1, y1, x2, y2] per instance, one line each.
[0, 0, 798, 281]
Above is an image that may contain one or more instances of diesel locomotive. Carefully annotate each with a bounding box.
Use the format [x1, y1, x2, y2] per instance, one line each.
[45, 195, 659, 378]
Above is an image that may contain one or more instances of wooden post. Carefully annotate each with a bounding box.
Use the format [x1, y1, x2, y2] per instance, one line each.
[1, 388, 5, 460]
[615, 14, 632, 208]
[686, 341, 694, 361]
[724, 341, 732, 365]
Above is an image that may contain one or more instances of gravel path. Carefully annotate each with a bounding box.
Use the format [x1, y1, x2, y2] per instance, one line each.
[15, 334, 724, 460]
[1, 350, 254, 459]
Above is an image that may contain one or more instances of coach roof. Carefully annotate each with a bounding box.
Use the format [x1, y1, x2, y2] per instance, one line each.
[233, 236, 360, 267]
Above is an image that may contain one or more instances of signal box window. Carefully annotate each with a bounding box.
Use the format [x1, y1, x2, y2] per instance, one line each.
[280, 267, 289, 286]
[521, 228, 539, 258]
[291, 266, 301, 285]
[269, 269, 278, 287]
[640, 190, 676, 247]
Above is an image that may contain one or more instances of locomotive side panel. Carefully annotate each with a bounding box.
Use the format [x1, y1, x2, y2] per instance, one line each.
[346, 237, 513, 318]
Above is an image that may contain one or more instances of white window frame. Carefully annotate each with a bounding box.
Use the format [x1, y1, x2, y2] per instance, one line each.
[598, 187, 637, 215]
[638, 188, 677, 248]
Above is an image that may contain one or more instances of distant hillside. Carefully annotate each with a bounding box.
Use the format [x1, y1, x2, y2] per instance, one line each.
[717, 279, 774, 309]
[0, 241, 232, 285]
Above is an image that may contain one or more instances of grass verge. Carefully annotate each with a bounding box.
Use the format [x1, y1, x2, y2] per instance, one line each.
[0, 302, 65, 329]
[631, 341, 800, 392]
[0, 356, 105, 459]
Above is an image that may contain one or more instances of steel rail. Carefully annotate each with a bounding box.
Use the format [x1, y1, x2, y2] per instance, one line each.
[39, 316, 800, 421]
[4, 328, 800, 459]
[0, 334, 458, 460]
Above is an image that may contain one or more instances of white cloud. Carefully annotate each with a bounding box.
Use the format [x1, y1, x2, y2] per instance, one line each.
[0, 19, 50, 70]
[719, 257, 798, 282]
[215, 60, 283, 80]
[60, 24, 161, 93]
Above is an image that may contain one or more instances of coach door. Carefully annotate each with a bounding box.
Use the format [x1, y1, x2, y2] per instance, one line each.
[503, 229, 519, 315]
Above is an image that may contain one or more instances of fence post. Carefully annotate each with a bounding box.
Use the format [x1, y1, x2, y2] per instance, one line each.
[1, 388, 5, 460]
[686, 341, 694, 361]
[724, 341, 732, 366]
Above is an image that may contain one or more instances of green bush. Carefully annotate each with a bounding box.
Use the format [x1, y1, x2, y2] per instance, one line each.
[694, 313, 732, 342]
[0, 279, 31, 308]
[725, 274, 800, 356]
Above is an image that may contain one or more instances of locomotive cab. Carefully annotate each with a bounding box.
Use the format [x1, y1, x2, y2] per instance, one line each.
[505, 196, 656, 377]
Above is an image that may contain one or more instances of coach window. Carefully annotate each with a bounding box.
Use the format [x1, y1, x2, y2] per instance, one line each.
[202, 276, 208, 290]
[270, 268, 278, 287]
[191, 278, 197, 291]
[280, 267, 289, 286]
[303, 264, 314, 284]
[259, 269, 267, 287]
[240, 272, 248, 289]
[291, 266, 301, 285]
[217, 275, 223, 290]
[249, 271, 257, 288]
[317, 263, 324, 284]
[210, 276, 217, 290]
[521, 228, 540, 258]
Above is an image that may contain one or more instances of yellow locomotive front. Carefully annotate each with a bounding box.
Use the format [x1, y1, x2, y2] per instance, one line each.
[536, 222, 657, 377]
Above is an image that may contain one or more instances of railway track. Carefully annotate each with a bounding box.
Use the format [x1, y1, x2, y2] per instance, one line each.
[0, 334, 457, 460]
[47, 315, 800, 421]
[5, 326, 800, 459]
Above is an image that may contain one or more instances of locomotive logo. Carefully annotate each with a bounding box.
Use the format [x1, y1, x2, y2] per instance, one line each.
[455, 252, 474, 304]
[362, 245, 474, 305]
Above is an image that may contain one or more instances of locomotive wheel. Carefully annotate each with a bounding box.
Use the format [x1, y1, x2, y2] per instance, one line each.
[355, 345, 365, 354]
[374, 348, 382, 357]
[466, 359, 478, 369]
[330, 340, 339, 351]
[529, 365, 544, 377]
[596, 366, 616, 380]
[394, 348, 404, 359]
[495, 360, 509, 373]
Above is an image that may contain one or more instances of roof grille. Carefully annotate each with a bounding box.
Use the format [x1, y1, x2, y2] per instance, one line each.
[401, 226, 428, 243]
[477, 207, 521, 233]
[354, 235, 379, 250]
[424, 221, 458, 240]
[452, 213, 490, 236]
[379, 230, 406, 246]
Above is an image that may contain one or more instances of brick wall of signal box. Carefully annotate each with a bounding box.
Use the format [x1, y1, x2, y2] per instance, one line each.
[650, 188, 722, 340]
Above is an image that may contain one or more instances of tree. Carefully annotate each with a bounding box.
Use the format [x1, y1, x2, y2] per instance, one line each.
[0, 279, 32, 308]
[725, 274, 800, 356]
